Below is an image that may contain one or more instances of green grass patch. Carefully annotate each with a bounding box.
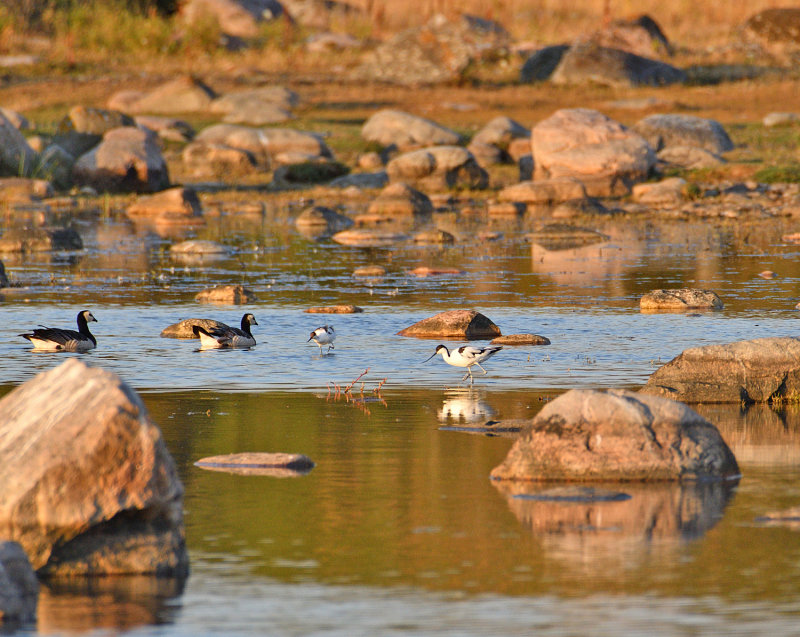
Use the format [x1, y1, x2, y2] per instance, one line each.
[754, 164, 800, 184]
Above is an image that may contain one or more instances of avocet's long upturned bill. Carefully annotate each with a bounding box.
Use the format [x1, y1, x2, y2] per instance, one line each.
[424, 344, 502, 384]
[308, 325, 335, 354]
[21, 310, 98, 352]
[193, 313, 258, 349]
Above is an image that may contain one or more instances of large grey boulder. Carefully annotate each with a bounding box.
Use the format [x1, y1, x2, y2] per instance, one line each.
[72, 127, 169, 193]
[362, 109, 462, 150]
[387, 146, 488, 190]
[491, 389, 739, 482]
[532, 108, 655, 197]
[550, 42, 686, 88]
[0, 111, 38, 177]
[0, 359, 188, 576]
[641, 337, 800, 403]
[520, 44, 570, 83]
[633, 114, 734, 154]
[0, 542, 38, 624]
[355, 13, 510, 85]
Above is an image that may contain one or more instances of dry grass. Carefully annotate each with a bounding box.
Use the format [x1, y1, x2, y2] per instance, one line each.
[352, 0, 781, 46]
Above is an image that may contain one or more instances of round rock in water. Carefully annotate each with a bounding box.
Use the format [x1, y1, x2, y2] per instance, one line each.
[490, 388, 739, 482]
[397, 309, 501, 339]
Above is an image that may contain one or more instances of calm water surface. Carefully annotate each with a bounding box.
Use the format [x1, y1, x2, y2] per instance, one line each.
[2, 208, 800, 635]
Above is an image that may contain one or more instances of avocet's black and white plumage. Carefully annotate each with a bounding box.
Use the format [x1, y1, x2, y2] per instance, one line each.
[308, 325, 335, 354]
[21, 310, 98, 352]
[192, 313, 258, 349]
[424, 344, 502, 384]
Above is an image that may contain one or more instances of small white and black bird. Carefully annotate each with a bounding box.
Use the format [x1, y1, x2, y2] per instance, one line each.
[192, 313, 258, 349]
[308, 325, 335, 354]
[424, 344, 503, 384]
[21, 310, 98, 352]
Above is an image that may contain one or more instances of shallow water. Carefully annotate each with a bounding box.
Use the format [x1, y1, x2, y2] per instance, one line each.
[2, 208, 800, 635]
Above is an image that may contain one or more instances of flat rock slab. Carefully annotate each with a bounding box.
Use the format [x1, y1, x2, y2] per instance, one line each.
[640, 288, 723, 311]
[641, 336, 800, 403]
[305, 305, 363, 314]
[170, 240, 230, 255]
[439, 418, 526, 438]
[332, 229, 407, 247]
[408, 267, 465, 277]
[161, 318, 231, 339]
[491, 388, 739, 482]
[353, 265, 386, 277]
[491, 334, 551, 346]
[195, 453, 314, 477]
[195, 285, 257, 305]
[398, 309, 501, 340]
[526, 224, 609, 251]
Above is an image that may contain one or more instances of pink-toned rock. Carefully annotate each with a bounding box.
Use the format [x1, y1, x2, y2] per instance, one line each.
[491, 389, 739, 482]
[72, 127, 169, 193]
[195, 284, 256, 304]
[0, 359, 188, 576]
[639, 288, 723, 311]
[408, 266, 464, 277]
[121, 76, 217, 114]
[532, 108, 655, 197]
[195, 452, 314, 477]
[387, 146, 488, 190]
[126, 187, 204, 222]
[499, 177, 588, 205]
[491, 333, 550, 345]
[361, 109, 462, 150]
[397, 309, 501, 339]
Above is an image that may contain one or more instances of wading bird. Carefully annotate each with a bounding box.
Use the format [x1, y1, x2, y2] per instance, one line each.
[21, 310, 98, 352]
[424, 344, 502, 384]
[193, 313, 258, 349]
[308, 325, 335, 354]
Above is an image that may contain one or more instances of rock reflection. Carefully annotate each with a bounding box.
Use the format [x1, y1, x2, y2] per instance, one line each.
[494, 480, 737, 569]
[694, 402, 800, 465]
[37, 575, 185, 633]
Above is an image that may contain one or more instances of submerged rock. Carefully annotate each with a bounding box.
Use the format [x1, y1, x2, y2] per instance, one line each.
[127, 187, 204, 222]
[366, 182, 433, 219]
[491, 334, 550, 346]
[171, 239, 230, 255]
[490, 389, 739, 482]
[161, 318, 231, 339]
[295, 206, 353, 237]
[397, 309, 501, 339]
[0, 359, 188, 576]
[641, 336, 800, 403]
[331, 229, 406, 247]
[640, 288, 723, 311]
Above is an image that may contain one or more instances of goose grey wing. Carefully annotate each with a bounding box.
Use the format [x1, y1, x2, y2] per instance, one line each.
[30, 327, 83, 345]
